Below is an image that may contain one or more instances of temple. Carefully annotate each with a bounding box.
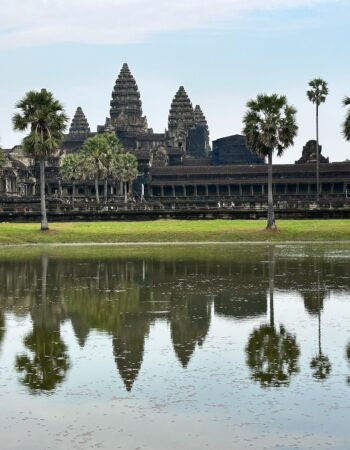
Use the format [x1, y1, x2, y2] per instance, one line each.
[1, 63, 350, 213]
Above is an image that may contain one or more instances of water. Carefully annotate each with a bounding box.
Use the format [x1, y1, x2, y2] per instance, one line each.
[0, 244, 349, 450]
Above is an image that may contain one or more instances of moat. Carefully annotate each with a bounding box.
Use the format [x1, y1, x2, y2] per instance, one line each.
[0, 244, 350, 449]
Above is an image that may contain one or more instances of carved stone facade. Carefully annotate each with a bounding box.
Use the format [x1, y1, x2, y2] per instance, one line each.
[69, 107, 91, 137]
[295, 140, 329, 164]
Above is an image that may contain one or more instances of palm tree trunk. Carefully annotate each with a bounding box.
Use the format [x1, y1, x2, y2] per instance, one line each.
[72, 181, 76, 209]
[104, 178, 108, 202]
[124, 182, 128, 205]
[266, 150, 276, 230]
[40, 159, 49, 231]
[316, 104, 320, 204]
[95, 175, 100, 204]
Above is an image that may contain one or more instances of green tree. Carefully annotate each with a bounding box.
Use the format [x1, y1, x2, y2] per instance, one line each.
[114, 152, 138, 205]
[243, 94, 298, 230]
[0, 148, 6, 194]
[0, 148, 5, 172]
[102, 133, 123, 201]
[59, 153, 83, 208]
[12, 89, 68, 231]
[307, 78, 329, 203]
[342, 96, 350, 141]
[81, 134, 109, 204]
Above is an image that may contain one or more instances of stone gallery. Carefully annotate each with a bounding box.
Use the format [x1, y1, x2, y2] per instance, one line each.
[1, 63, 350, 211]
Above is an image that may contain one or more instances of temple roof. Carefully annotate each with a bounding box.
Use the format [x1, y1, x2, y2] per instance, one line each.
[69, 107, 90, 136]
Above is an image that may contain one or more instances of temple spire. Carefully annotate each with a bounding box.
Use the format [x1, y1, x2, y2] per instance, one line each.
[167, 86, 195, 150]
[69, 107, 90, 136]
[108, 63, 148, 133]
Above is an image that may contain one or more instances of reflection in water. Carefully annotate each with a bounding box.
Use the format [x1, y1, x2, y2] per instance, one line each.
[246, 252, 300, 387]
[0, 311, 5, 352]
[309, 274, 332, 381]
[0, 246, 349, 394]
[170, 293, 211, 368]
[15, 255, 70, 394]
[347, 342, 350, 385]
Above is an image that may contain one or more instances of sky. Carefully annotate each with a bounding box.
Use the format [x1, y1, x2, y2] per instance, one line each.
[0, 0, 349, 163]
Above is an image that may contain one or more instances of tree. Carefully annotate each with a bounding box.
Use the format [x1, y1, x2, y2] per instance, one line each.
[342, 96, 350, 141]
[307, 78, 329, 203]
[81, 134, 109, 204]
[60, 153, 83, 208]
[0, 148, 6, 194]
[112, 152, 138, 205]
[243, 94, 298, 230]
[0, 148, 5, 172]
[12, 89, 68, 231]
[102, 133, 123, 201]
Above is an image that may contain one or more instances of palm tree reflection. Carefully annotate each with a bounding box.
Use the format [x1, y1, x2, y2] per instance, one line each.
[309, 274, 331, 381]
[15, 255, 70, 394]
[246, 249, 300, 387]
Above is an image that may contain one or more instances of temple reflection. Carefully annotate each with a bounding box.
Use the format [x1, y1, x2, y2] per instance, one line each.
[0, 246, 349, 393]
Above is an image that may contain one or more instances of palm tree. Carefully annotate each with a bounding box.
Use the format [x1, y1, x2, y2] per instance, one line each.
[307, 78, 329, 203]
[12, 89, 68, 231]
[342, 96, 350, 141]
[81, 134, 109, 204]
[111, 152, 138, 205]
[102, 133, 123, 201]
[0, 148, 5, 171]
[59, 153, 83, 208]
[0, 148, 6, 194]
[243, 94, 298, 230]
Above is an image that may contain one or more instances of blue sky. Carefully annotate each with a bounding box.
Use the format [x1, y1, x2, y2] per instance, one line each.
[0, 0, 349, 163]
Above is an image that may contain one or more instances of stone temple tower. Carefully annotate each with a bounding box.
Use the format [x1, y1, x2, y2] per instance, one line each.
[167, 86, 195, 150]
[69, 107, 90, 137]
[105, 63, 148, 134]
[167, 87, 210, 157]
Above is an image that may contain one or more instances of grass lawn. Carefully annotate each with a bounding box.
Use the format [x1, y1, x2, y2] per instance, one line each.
[0, 219, 349, 245]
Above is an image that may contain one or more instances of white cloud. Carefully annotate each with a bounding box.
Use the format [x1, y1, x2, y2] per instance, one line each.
[0, 0, 334, 49]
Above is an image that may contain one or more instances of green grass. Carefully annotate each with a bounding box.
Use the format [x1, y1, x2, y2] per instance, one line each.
[0, 219, 349, 245]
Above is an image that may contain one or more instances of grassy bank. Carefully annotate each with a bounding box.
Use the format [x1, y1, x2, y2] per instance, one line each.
[0, 219, 349, 245]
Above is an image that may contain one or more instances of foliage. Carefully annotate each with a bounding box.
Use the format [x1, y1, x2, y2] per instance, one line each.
[307, 78, 329, 106]
[243, 93, 298, 158]
[113, 152, 138, 184]
[80, 134, 110, 180]
[0, 148, 6, 172]
[343, 96, 350, 141]
[12, 89, 68, 160]
[60, 153, 83, 182]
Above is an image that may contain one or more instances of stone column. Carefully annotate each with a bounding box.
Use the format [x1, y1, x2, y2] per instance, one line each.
[160, 185, 164, 197]
[183, 185, 186, 197]
[205, 185, 209, 196]
[194, 185, 198, 197]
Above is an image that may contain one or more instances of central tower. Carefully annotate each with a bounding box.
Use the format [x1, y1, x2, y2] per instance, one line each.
[104, 63, 149, 134]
